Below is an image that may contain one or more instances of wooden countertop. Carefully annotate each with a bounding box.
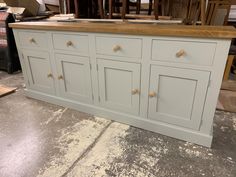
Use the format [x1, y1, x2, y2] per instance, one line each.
[9, 21, 236, 39]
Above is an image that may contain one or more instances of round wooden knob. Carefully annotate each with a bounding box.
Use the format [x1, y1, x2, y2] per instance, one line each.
[113, 45, 121, 52]
[58, 75, 64, 80]
[47, 73, 53, 78]
[131, 89, 140, 95]
[176, 49, 186, 58]
[149, 92, 157, 98]
[67, 41, 73, 47]
[29, 38, 36, 43]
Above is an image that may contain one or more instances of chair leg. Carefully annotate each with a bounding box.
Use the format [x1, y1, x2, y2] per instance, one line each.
[122, 0, 127, 19]
[66, 0, 71, 13]
[154, 0, 159, 20]
[166, 0, 170, 16]
[98, 0, 105, 18]
[74, 0, 79, 18]
[136, 0, 141, 14]
[126, 0, 130, 14]
[161, 0, 165, 16]
[148, 0, 152, 15]
[201, 0, 206, 25]
[109, 0, 113, 18]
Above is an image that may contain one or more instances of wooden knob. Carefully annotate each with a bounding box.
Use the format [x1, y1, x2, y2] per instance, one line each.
[149, 92, 157, 98]
[47, 73, 53, 78]
[176, 49, 186, 58]
[67, 41, 73, 47]
[29, 38, 36, 43]
[113, 45, 121, 52]
[131, 89, 140, 95]
[58, 75, 64, 80]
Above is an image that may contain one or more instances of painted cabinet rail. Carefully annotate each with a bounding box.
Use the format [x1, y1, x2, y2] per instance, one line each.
[12, 27, 232, 147]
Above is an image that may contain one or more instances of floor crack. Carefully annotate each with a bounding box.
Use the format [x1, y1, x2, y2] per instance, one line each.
[61, 120, 114, 177]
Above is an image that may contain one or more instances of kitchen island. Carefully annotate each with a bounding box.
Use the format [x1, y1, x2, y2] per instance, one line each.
[9, 21, 236, 147]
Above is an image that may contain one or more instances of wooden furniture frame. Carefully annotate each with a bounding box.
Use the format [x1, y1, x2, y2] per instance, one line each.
[98, 0, 207, 22]
[66, 0, 79, 18]
[108, 0, 141, 19]
[127, 0, 141, 14]
[98, 0, 160, 19]
[205, 0, 231, 25]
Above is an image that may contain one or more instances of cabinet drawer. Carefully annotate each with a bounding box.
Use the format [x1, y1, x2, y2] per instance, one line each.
[151, 39, 216, 66]
[18, 31, 48, 49]
[52, 33, 89, 54]
[96, 36, 142, 59]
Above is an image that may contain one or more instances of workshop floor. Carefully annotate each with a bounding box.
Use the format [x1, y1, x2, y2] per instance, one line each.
[0, 71, 236, 177]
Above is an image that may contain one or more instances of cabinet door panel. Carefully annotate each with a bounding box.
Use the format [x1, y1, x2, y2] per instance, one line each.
[55, 54, 93, 104]
[23, 50, 55, 94]
[97, 59, 141, 115]
[148, 66, 210, 130]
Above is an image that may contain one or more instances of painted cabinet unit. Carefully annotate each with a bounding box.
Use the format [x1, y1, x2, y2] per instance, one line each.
[11, 22, 236, 147]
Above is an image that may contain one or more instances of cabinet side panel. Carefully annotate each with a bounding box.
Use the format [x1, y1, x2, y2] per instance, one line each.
[200, 39, 231, 134]
[13, 30, 29, 87]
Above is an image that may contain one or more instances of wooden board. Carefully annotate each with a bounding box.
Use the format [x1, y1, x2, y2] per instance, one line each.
[221, 80, 236, 91]
[217, 89, 236, 113]
[9, 21, 236, 39]
[0, 85, 17, 97]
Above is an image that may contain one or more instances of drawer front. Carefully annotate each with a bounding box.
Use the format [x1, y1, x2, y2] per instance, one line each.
[18, 31, 48, 49]
[96, 36, 142, 59]
[52, 33, 89, 54]
[151, 39, 216, 66]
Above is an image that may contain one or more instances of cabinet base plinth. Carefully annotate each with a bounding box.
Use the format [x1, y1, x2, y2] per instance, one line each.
[24, 89, 213, 147]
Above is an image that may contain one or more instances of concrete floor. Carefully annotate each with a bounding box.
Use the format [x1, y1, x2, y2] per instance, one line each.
[0, 71, 236, 177]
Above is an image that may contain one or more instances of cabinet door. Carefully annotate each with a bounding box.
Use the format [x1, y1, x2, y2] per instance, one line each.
[148, 66, 210, 130]
[55, 54, 93, 104]
[23, 50, 55, 94]
[97, 59, 141, 115]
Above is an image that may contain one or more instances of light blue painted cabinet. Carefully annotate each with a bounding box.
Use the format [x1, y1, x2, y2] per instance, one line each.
[13, 29, 231, 147]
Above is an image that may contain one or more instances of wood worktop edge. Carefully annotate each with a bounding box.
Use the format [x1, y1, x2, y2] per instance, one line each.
[9, 22, 236, 39]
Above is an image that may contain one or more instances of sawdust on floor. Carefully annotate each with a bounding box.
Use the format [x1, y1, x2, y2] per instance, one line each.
[37, 117, 111, 177]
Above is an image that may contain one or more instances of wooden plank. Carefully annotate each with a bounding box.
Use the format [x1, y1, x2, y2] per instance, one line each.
[0, 85, 17, 97]
[112, 13, 172, 20]
[221, 80, 236, 91]
[9, 21, 236, 39]
[218, 89, 236, 113]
